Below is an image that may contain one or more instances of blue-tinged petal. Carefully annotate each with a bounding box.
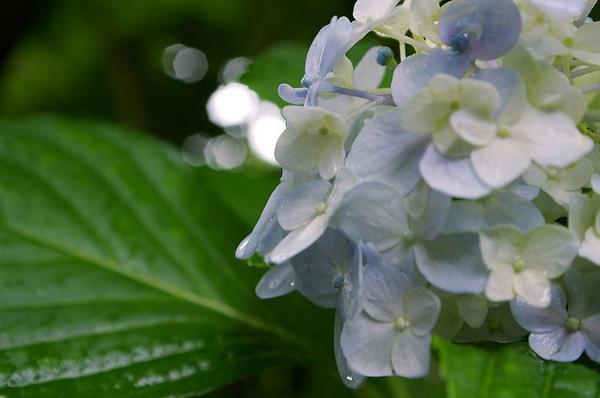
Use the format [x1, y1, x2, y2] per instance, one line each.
[415, 233, 489, 294]
[277, 179, 332, 231]
[583, 314, 600, 363]
[439, 0, 522, 60]
[236, 172, 293, 259]
[336, 181, 410, 260]
[419, 144, 492, 199]
[346, 111, 429, 194]
[472, 67, 527, 123]
[334, 310, 366, 389]
[404, 287, 441, 336]
[362, 263, 415, 322]
[342, 312, 396, 377]
[255, 262, 296, 299]
[510, 285, 568, 333]
[391, 331, 431, 378]
[305, 17, 368, 85]
[391, 49, 470, 107]
[288, 229, 356, 308]
[278, 84, 308, 105]
[529, 329, 586, 362]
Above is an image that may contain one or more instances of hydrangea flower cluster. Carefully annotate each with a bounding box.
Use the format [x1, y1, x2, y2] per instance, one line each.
[237, 0, 600, 387]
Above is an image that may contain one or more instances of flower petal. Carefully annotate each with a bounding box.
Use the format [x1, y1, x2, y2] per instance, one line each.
[391, 331, 431, 378]
[346, 111, 429, 195]
[510, 285, 568, 333]
[529, 329, 586, 362]
[522, 224, 579, 278]
[419, 144, 492, 199]
[342, 312, 395, 377]
[278, 180, 332, 231]
[415, 233, 489, 294]
[404, 287, 441, 336]
[485, 263, 516, 303]
[255, 262, 296, 299]
[471, 138, 532, 189]
[514, 269, 551, 308]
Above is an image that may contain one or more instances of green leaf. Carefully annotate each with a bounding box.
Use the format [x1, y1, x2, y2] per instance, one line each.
[241, 43, 307, 107]
[0, 116, 331, 397]
[434, 338, 600, 398]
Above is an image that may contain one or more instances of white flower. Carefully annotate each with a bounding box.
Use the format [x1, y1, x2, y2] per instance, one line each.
[569, 193, 600, 266]
[480, 224, 580, 307]
[523, 159, 593, 208]
[275, 106, 348, 179]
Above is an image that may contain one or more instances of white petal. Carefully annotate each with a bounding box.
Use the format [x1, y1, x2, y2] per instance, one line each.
[511, 108, 593, 168]
[346, 111, 429, 195]
[419, 144, 492, 199]
[592, 174, 600, 195]
[568, 194, 598, 240]
[485, 263, 516, 303]
[514, 269, 551, 308]
[529, 329, 586, 362]
[579, 228, 600, 266]
[278, 180, 331, 231]
[479, 225, 522, 270]
[353, 0, 400, 23]
[415, 234, 489, 294]
[471, 138, 532, 189]
[404, 287, 441, 336]
[527, 0, 587, 19]
[266, 215, 329, 263]
[391, 331, 431, 378]
[450, 110, 498, 146]
[572, 22, 600, 66]
[255, 263, 296, 299]
[522, 224, 579, 277]
[353, 46, 386, 90]
[342, 312, 395, 377]
[318, 144, 345, 180]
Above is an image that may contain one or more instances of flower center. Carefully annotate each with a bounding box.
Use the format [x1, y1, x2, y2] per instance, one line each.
[314, 201, 327, 215]
[318, 126, 330, 136]
[402, 231, 416, 244]
[563, 37, 575, 48]
[395, 317, 410, 332]
[513, 257, 526, 273]
[566, 317, 582, 332]
[498, 126, 511, 139]
[331, 274, 345, 290]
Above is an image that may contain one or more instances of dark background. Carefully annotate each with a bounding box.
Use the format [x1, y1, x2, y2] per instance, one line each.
[0, 0, 357, 147]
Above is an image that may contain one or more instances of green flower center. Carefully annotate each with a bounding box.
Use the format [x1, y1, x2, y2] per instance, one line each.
[314, 201, 327, 215]
[563, 37, 576, 48]
[498, 126, 511, 139]
[566, 317, 582, 332]
[318, 126, 330, 136]
[513, 258, 526, 273]
[395, 317, 410, 332]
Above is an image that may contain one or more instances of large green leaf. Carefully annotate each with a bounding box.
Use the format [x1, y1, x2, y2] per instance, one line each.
[0, 117, 331, 397]
[435, 338, 600, 398]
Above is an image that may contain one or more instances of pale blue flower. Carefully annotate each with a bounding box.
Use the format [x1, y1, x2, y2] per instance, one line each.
[510, 270, 600, 363]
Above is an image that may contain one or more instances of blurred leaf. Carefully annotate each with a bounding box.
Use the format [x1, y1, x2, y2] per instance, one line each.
[241, 43, 308, 107]
[0, 116, 332, 397]
[435, 338, 600, 398]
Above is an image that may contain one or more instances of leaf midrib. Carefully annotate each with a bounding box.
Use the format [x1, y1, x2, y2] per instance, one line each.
[0, 221, 310, 350]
